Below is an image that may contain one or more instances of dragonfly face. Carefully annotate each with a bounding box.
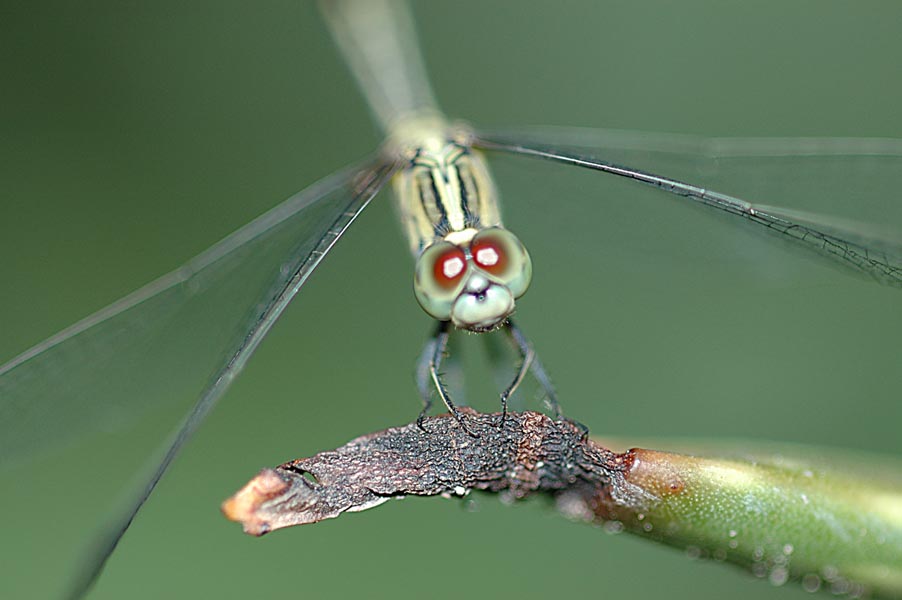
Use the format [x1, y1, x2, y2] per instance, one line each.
[413, 226, 532, 331]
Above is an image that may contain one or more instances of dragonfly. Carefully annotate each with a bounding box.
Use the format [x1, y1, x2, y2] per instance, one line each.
[1, 1, 901, 598]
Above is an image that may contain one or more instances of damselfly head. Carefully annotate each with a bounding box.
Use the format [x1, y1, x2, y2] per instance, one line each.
[413, 227, 532, 332]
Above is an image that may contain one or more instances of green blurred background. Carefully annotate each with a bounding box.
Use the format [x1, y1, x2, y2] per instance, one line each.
[1, 1, 901, 598]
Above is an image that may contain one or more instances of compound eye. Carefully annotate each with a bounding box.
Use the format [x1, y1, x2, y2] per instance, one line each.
[433, 246, 467, 290]
[471, 238, 505, 275]
[414, 241, 468, 320]
[469, 228, 532, 298]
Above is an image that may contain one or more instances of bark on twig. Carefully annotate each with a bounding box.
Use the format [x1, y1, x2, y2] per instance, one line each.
[222, 409, 648, 535]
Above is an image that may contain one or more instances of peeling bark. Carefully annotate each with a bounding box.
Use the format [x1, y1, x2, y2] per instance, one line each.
[222, 410, 646, 535]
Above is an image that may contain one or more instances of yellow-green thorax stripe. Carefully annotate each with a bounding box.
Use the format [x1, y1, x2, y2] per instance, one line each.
[387, 116, 502, 255]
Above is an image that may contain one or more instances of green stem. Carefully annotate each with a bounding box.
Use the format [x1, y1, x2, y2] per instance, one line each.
[590, 439, 902, 598]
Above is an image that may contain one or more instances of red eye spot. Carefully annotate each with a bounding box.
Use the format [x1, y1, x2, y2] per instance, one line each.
[471, 238, 507, 275]
[433, 247, 467, 289]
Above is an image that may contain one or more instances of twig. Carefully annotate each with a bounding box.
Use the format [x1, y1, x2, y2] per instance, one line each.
[223, 409, 902, 598]
[222, 409, 649, 535]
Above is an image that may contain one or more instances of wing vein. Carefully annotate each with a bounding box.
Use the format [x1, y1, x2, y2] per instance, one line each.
[0, 161, 373, 377]
[474, 135, 902, 287]
[63, 160, 396, 600]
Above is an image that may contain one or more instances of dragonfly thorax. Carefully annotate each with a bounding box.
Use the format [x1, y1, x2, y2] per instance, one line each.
[387, 117, 501, 254]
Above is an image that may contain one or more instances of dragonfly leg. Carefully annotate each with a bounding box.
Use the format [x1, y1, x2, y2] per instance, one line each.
[416, 320, 478, 437]
[505, 319, 559, 418]
[496, 324, 534, 426]
[415, 322, 441, 424]
[505, 319, 589, 439]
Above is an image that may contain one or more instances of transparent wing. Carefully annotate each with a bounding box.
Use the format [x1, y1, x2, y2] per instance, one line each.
[0, 158, 394, 597]
[474, 127, 902, 286]
[0, 159, 391, 468]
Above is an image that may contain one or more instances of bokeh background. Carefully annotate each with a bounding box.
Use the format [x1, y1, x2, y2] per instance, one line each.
[2, 1, 901, 598]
